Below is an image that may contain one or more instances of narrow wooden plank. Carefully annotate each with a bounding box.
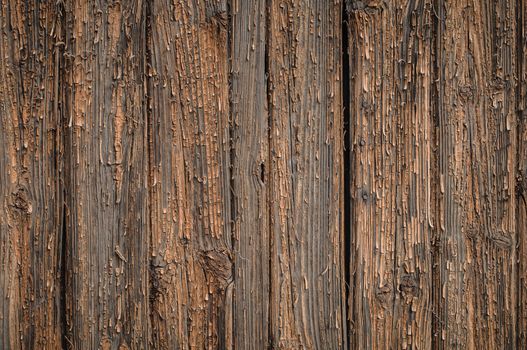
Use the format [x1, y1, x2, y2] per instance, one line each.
[347, 1, 433, 348]
[0, 1, 64, 348]
[62, 1, 150, 348]
[432, 0, 518, 348]
[267, 1, 346, 348]
[230, 0, 270, 348]
[517, 0, 527, 346]
[148, 1, 232, 348]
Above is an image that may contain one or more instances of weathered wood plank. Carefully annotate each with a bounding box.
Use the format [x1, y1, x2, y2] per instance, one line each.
[148, 1, 232, 348]
[517, 0, 526, 347]
[432, 0, 518, 348]
[346, 1, 433, 348]
[62, 1, 150, 348]
[0, 1, 64, 348]
[230, 0, 270, 348]
[267, 1, 346, 348]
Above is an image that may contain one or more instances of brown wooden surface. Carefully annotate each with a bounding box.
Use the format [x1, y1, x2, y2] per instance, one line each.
[231, 0, 270, 348]
[0, 1, 63, 348]
[430, 0, 519, 348]
[62, 0, 150, 348]
[518, 0, 527, 347]
[0, 0, 525, 349]
[346, 1, 433, 348]
[267, 1, 346, 348]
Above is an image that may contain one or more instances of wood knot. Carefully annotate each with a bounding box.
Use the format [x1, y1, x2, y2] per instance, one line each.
[358, 188, 371, 203]
[465, 226, 480, 242]
[375, 284, 393, 307]
[9, 186, 33, 216]
[205, 2, 227, 31]
[149, 256, 175, 304]
[200, 249, 232, 291]
[399, 274, 419, 298]
[488, 230, 513, 250]
[458, 85, 474, 102]
[490, 76, 505, 90]
[361, 97, 372, 112]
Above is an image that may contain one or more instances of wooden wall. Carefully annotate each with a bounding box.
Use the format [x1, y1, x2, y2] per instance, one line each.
[0, 0, 525, 349]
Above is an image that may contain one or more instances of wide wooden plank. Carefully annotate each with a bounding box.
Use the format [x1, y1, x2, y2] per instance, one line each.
[230, 0, 270, 348]
[62, 1, 150, 348]
[148, 1, 232, 348]
[0, 1, 64, 348]
[267, 1, 346, 348]
[346, 1, 433, 348]
[432, 0, 518, 348]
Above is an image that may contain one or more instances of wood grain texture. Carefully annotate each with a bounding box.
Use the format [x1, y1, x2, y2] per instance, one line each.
[1, 0, 526, 348]
[148, 1, 232, 348]
[62, 1, 150, 348]
[347, 1, 433, 348]
[267, 1, 346, 348]
[230, 0, 270, 349]
[432, 0, 518, 348]
[517, 0, 526, 347]
[0, 1, 64, 348]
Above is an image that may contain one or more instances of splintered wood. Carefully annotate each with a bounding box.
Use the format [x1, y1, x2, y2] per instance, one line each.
[0, 0, 525, 349]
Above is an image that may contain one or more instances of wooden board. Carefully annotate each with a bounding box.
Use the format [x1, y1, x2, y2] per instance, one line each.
[0, 1, 64, 348]
[148, 1, 232, 348]
[432, 0, 518, 348]
[230, 0, 270, 348]
[517, 0, 527, 347]
[268, 1, 347, 348]
[62, 1, 150, 348]
[346, 1, 433, 348]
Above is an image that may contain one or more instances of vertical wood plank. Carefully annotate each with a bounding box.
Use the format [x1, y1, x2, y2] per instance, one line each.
[517, 0, 526, 346]
[267, 1, 346, 348]
[0, 1, 64, 348]
[347, 1, 433, 348]
[432, 0, 518, 348]
[231, 0, 270, 348]
[148, 1, 232, 348]
[63, 1, 150, 348]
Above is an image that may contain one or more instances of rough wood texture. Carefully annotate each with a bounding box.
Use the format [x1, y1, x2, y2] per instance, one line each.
[0, 1, 64, 348]
[517, 0, 527, 347]
[268, 1, 346, 348]
[431, 0, 518, 348]
[2, 0, 527, 348]
[62, 1, 150, 348]
[148, 1, 232, 348]
[347, 1, 433, 348]
[230, 0, 270, 349]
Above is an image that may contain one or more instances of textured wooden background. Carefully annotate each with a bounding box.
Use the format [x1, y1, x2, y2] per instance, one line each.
[0, 0, 525, 349]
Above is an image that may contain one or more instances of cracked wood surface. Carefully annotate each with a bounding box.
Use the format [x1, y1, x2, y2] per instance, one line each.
[346, 1, 433, 348]
[0, 0, 526, 349]
[267, 0, 346, 348]
[0, 1, 64, 348]
[62, 0, 150, 348]
[431, 0, 519, 348]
